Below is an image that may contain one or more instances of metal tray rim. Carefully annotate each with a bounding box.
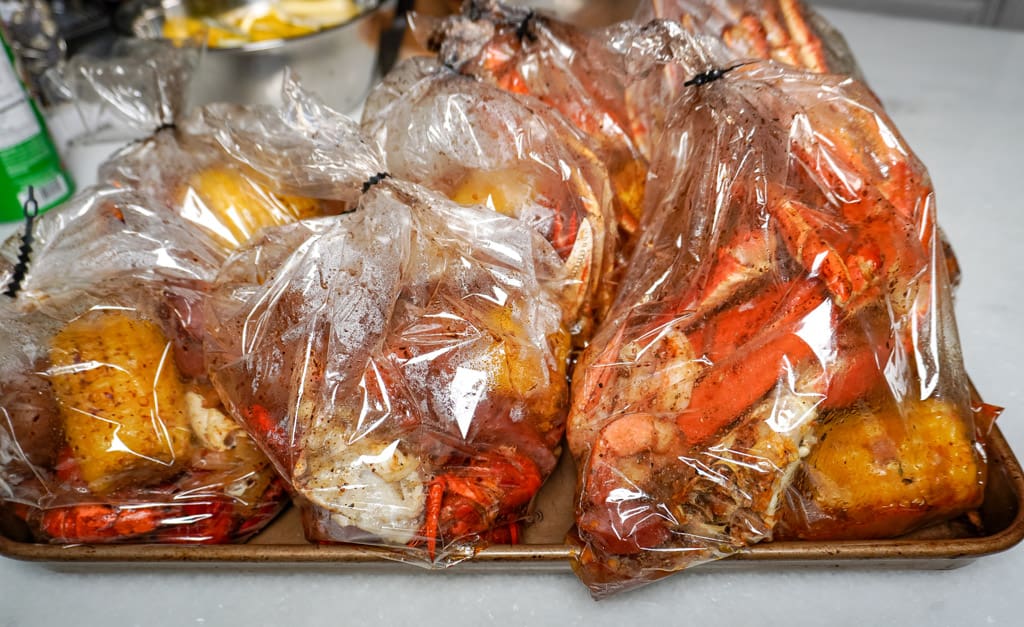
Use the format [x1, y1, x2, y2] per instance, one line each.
[3, 426, 1023, 569]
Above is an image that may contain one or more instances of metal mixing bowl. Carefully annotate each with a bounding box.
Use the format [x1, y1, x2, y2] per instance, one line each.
[130, 0, 397, 114]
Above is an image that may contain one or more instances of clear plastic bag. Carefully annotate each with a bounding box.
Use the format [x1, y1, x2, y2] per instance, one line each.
[41, 40, 197, 144]
[0, 187, 288, 544]
[362, 56, 616, 342]
[201, 77, 572, 564]
[567, 26, 989, 597]
[44, 42, 337, 252]
[418, 0, 647, 246]
[100, 128, 339, 253]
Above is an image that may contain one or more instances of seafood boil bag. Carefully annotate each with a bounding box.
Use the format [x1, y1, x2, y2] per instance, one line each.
[0, 47, 331, 544]
[199, 79, 574, 564]
[361, 55, 617, 342]
[567, 21, 992, 596]
[0, 186, 288, 544]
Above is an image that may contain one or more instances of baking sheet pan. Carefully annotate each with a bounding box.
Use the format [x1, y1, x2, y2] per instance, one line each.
[2, 426, 1022, 572]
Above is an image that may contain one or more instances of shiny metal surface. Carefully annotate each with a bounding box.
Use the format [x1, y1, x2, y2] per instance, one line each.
[132, 0, 395, 114]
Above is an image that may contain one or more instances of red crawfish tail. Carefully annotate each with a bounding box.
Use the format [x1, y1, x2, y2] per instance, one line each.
[420, 450, 543, 560]
[151, 500, 236, 544]
[37, 499, 245, 544]
[39, 504, 165, 543]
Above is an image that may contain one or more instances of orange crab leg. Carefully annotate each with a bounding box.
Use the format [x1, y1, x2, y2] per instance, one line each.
[771, 197, 861, 305]
[677, 228, 775, 315]
[680, 279, 828, 445]
[778, 0, 829, 72]
[727, 15, 771, 60]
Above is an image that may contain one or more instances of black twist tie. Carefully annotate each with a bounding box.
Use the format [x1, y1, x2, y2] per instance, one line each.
[684, 62, 748, 87]
[129, 122, 178, 148]
[4, 186, 40, 299]
[515, 10, 537, 42]
[361, 172, 391, 194]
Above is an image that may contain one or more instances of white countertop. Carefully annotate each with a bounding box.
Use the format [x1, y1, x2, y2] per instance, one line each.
[3, 8, 1023, 625]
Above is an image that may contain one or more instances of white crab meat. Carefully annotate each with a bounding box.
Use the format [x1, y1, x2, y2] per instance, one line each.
[295, 435, 426, 545]
[185, 391, 241, 452]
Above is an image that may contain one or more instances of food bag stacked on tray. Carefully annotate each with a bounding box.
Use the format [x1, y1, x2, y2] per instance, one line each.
[47, 46, 340, 255]
[0, 0, 1001, 598]
[0, 187, 287, 543]
[567, 19, 992, 595]
[0, 48, 334, 544]
[199, 77, 576, 563]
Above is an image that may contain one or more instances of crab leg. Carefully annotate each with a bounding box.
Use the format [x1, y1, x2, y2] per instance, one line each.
[680, 278, 829, 444]
[777, 0, 829, 72]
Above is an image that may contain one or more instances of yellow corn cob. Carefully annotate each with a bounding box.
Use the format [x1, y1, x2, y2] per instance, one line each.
[450, 169, 537, 218]
[790, 397, 984, 538]
[184, 165, 322, 250]
[49, 309, 193, 494]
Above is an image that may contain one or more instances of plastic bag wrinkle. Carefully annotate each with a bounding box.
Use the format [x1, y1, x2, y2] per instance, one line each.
[363, 56, 617, 342]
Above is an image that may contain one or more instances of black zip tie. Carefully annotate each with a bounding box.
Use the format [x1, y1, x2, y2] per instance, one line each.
[684, 62, 749, 87]
[361, 172, 391, 194]
[4, 186, 39, 299]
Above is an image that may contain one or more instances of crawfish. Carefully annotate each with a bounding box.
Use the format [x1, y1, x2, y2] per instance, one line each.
[419, 447, 543, 559]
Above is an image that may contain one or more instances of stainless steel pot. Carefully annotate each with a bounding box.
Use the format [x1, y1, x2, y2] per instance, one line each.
[131, 0, 397, 115]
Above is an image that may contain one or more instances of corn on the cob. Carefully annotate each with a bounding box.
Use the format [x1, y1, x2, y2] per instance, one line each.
[786, 398, 984, 538]
[184, 165, 322, 249]
[48, 309, 193, 494]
